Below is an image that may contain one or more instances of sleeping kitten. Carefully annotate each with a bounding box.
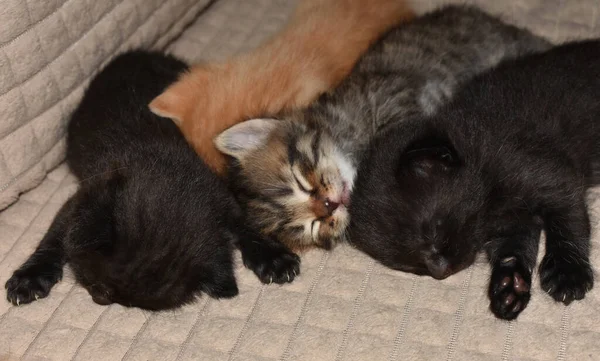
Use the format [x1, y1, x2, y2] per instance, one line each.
[5, 51, 299, 310]
[149, 0, 414, 175]
[216, 6, 550, 253]
[350, 40, 599, 320]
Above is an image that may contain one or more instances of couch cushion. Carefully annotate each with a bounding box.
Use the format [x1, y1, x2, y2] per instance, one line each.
[0, 0, 214, 210]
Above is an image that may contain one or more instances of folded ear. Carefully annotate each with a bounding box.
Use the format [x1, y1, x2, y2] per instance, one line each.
[399, 136, 460, 178]
[215, 118, 279, 161]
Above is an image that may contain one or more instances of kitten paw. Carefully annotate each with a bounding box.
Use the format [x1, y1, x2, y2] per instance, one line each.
[243, 246, 300, 284]
[539, 253, 594, 304]
[5, 265, 62, 306]
[489, 256, 531, 320]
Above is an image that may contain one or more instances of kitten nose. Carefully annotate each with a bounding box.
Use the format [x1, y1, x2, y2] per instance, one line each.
[425, 255, 451, 280]
[324, 199, 340, 215]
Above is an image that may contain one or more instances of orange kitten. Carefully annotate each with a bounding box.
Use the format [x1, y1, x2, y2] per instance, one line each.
[149, 0, 414, 175]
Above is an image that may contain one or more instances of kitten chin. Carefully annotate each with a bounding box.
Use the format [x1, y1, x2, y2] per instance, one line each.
[217, 118, 355, 251]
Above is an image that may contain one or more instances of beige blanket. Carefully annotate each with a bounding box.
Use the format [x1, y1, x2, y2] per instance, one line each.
[0, 0, 213, 210]
[1, 0, 600, 360]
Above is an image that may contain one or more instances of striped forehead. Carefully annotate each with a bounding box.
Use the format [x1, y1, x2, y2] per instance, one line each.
[288, 130, 321, 167]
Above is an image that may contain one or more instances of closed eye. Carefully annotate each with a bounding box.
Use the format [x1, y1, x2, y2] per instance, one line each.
[292, 166, 313, 193]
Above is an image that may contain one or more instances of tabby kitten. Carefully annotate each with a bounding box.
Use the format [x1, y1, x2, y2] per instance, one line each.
[350, 40, 599, 320]
[216, 5, 550, 253]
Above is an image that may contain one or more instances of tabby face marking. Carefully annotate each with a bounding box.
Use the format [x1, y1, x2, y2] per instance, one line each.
[217, 118, 355, 250]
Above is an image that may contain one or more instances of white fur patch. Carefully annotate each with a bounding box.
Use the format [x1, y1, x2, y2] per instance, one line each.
[418, 80, 452, 116]
[310, 219, 320, 241]
[332, 149, 357, 190]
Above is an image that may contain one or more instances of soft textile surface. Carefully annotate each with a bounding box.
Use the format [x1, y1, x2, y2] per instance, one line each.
[1, 0, 600, 360]
[0, 0, 214, 210]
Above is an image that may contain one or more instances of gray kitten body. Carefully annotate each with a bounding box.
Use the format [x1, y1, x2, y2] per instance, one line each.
[217, 5, 551, 253]
[299, 5, 550, 162]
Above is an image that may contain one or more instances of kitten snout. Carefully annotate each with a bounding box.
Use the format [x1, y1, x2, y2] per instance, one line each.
[324, 199, 340, 215]
[423, 244, 475, 280]
[311, 181, 348, 218]
[424, 254, 452, 280]
[311, 197, 338, 218]
[423, 245, 453, 280]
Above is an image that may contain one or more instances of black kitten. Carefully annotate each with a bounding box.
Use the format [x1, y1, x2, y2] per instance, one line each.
[5, 51, 299, 311]
[350, 40, 599, 320]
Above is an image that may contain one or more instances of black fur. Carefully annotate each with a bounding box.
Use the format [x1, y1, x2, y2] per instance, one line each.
[5, 50, 299, 310]
[350, 40, 599, 320]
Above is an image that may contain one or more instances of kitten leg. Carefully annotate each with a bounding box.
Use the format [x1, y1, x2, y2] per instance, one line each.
[486, 215, 541, 320]
[539, 198, 594, 304]
[236, 226, 301, 284]
[5, 198, 73, 305]
[199, 262, 239, 300]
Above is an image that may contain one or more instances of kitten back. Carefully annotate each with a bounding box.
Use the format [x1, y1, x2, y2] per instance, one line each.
[64, 51, 241, 309]
[149, 0, 415, 175]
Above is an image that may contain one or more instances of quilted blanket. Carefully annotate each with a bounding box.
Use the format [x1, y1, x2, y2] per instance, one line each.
[0, 0, 214, 210]
[2, 0, 600, 360]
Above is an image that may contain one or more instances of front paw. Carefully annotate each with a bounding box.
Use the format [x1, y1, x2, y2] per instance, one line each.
[243, 246, 300, 284]
[489, 256, 531, 320]
[539, 252, 594, 304]
[5, 265, 63, 306]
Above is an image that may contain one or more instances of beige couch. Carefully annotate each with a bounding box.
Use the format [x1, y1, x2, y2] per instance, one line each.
[1, 0, 599, 360]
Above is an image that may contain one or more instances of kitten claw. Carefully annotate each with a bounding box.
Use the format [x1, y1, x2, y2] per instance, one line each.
[242, 243, 301, 285]
[5, 264, 63, 306]
[539, 252, 594, 304]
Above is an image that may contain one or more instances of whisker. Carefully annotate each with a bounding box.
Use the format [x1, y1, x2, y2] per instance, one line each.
[77, 167, 129, 185]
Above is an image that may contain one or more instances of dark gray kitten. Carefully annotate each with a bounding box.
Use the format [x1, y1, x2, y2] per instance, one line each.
[215, 6, 550, 254]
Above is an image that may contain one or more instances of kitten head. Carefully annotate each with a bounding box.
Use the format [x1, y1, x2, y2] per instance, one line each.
[216, 118, 356, 251]
[64, 163, 239, 310]
[349, 122, 487, 279]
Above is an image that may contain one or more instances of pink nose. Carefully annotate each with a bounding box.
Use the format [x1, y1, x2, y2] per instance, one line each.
[324, 199, 340, 215]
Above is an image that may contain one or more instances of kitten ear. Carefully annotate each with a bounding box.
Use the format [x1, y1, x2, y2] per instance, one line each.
[149, 76, 195, 125]
[400, 137, 460, 178]
[215, 118, 279, 161]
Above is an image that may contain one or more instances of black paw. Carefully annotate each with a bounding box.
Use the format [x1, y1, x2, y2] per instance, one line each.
[243, 246, 300, 284]
[539, 252, 594, 304]
[5, 265, 63, 306]
[489, 256, 531, 320]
